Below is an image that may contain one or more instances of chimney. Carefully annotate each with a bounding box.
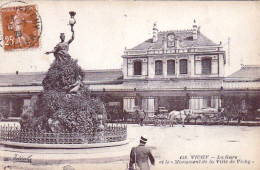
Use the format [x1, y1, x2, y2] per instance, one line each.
[124, 46, 128, 55]
[193, 19, 198, 40]
[153, 22, 158, 43]
[240, 58, 244, 67]
[16, 71, 18, 75]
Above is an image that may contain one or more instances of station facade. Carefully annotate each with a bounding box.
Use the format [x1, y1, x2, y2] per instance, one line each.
[119, 22, 225, 116]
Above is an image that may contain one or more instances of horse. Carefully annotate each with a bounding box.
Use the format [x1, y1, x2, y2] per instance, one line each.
[168, 109, 193, 127]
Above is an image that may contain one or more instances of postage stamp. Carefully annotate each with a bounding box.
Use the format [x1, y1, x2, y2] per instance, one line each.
[0, 4, 41, 51]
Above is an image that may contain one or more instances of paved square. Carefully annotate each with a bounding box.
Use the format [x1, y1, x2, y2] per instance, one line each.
[127, 124, 260, 170]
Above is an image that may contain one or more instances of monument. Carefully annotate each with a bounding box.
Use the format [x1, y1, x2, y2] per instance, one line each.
[19, 12, 107, 138]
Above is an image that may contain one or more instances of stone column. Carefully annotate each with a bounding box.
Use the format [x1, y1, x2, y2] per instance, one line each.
[176, 58, 179, 78]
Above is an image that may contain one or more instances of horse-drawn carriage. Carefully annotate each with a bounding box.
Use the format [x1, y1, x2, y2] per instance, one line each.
[143, 107, 226, 126]
[143, 107, 169, 126]
[143, 108, 192, 126]
[192, 108, 225, 125]
[153, 107, 170, 126]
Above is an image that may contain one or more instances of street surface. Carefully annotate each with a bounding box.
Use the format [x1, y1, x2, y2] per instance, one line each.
[0, 123, 260, 170]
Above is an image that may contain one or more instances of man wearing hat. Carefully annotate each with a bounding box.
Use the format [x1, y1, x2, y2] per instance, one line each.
[129, 135, 155, 170]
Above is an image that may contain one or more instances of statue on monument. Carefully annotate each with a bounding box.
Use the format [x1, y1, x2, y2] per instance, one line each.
[66, 75, 84, 96]
[45, 26, 74, 62]
[45, 11, 76, 63]
[44, 11, 83, 95]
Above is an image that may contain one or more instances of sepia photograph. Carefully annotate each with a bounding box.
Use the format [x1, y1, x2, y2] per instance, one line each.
[0, 1, 259, 170]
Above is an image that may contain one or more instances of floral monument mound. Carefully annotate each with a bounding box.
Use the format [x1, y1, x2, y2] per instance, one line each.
[21, 59, 107, 135]
[20, 12, 107, 136]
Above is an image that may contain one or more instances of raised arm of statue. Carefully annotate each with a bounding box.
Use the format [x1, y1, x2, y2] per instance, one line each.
[68, 26, 74, 44]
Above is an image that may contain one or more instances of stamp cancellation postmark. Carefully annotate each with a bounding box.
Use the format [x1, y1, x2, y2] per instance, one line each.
[0, 4, 42, 51]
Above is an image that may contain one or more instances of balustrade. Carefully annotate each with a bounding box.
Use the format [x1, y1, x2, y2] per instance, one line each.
[0, 124, 127, 144]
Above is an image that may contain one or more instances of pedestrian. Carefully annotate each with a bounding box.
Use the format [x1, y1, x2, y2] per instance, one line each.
[139, 109, 145, 126]
[237, 111, 242, 125]
[129, 135, 155, 170]
[134, 109, 139, 123]
[155, 109, 159, 116]
[123, 109, 127, 122]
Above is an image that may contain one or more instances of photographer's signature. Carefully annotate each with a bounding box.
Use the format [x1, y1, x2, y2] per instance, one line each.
[13, 154, 32, 163]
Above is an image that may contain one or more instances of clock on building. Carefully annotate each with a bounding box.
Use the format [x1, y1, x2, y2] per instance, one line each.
[167, 34, 175, 47]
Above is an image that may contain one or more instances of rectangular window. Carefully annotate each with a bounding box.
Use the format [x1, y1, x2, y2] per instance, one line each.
[202, 97, 211, 108]
[134, 61, 142, 75]
[190, 97, 216, 110]
[167, 60, 175, 75]
[142, 98, 155, 117]
[179, 59, 187, 74]
[142, 98, 155, 112]
[123, 98, 135, 112]
[211, 98, 218, 108]
[202, 58, 211, 74]
[155, 60, 163, 75]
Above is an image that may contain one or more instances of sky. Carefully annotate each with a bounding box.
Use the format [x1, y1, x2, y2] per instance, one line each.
[0, 1, 259, 76]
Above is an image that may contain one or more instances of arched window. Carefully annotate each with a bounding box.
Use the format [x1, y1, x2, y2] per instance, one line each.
[134, 61, 142, 75]
[167, 60, 175, 75]
[179, 59, 187, 74]
[202, 58, 211, 74]
[155, 60, 163, 75]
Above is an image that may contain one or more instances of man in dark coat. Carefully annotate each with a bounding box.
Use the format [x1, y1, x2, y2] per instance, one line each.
[129, 136, 155, 170]
[139, 109, 145, 126]
[134, 109, 139, 123]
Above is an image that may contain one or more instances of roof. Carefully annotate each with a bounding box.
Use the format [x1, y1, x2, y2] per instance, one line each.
[89, 80, 260, 91]
[0, 72, 46, 86]
[0, 86, 42, 93]
[89, 80, 223, 91]
[227, 65, 260, 80]
[131, 30, 217, 50]
[0, 69, 123, 86]
[83, 69, 123, 84]
[1, 79, 259, 94]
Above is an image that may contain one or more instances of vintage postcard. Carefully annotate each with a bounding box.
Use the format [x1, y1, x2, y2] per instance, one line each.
[0, 1, 259, 170]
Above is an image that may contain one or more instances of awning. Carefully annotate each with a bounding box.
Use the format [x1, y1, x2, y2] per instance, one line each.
[89, 80, 223, 91]
[0, 86, 43, 93]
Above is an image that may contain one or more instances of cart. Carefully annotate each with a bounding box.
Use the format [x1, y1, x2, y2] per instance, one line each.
[143, 107, 169, 126]
[193, 108, 225, 125]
